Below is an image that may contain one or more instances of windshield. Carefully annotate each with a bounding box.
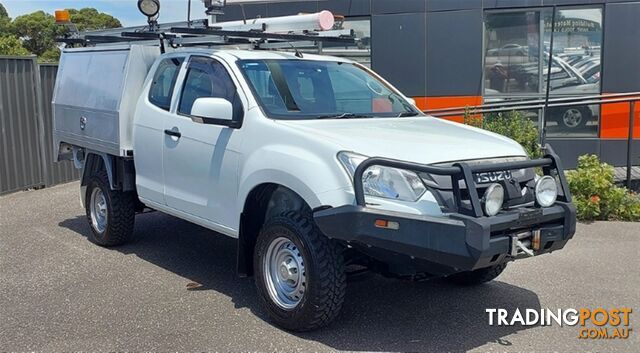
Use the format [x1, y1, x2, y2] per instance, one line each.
[237, 59, 421, 120]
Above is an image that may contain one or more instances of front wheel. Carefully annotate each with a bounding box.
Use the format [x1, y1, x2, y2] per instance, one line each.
[254, 211, 346, 331]
[85, 170, 136, 247]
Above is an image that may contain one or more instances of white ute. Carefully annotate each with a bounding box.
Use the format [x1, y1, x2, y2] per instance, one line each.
[53, 44, 576, 331]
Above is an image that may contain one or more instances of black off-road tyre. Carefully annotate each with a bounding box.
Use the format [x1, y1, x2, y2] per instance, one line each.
[85, 170, 136, 247]
[445, 263, 507, 286]
[254, 211, 346, 331]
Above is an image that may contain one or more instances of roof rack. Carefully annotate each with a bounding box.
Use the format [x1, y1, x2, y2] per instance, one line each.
[57, 11, 358, 52]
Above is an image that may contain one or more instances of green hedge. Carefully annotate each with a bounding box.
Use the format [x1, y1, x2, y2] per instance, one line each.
[464, 110, 541, 159]
[567, 155, 640, 221]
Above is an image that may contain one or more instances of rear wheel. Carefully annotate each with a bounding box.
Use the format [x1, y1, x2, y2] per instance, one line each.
[254, 211, 346, 331]
[85, 170, 136, 247]
[445, 263, 507, 286]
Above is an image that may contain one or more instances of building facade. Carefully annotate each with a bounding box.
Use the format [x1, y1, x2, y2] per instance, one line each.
[219, 0, 640, 168]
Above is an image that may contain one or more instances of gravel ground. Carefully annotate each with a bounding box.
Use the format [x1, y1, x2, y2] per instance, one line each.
[0, 182, 638, 352]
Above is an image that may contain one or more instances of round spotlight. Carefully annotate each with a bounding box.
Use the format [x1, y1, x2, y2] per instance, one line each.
[483, 183, 504, 216]
[138, 0, 160, 18]
[535, 176, 558, 207]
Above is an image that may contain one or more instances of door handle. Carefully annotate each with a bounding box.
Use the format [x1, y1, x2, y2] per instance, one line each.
[164, 129, 182, 138]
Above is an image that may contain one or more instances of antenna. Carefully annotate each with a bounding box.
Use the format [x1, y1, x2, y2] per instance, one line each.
[281, 37, 303, 58]
[187, 0, 192, 27]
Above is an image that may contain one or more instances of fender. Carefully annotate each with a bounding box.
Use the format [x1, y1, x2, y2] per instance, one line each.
[79, 151, 136, 208]
[83, 151, 116, 186]
[237, 169, 322, 221]
[235, 139, 355, 229]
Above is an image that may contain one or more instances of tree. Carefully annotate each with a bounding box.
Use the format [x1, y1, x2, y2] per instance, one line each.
[9, 8, 122, 60]
[0, 35, 30, 56]
[68, 8, 121, 31]
[10, 11, 60, 56]
[0, 3, 8, 18]
[0, 3, 10, 36]
[39, 47, 60, 62]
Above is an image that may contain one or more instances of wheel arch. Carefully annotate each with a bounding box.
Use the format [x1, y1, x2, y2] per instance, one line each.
[237, 182, 316, 277]
[80, 153, 113, 209]
[81, 152, 115, 187]
[80, 151, 136, 208]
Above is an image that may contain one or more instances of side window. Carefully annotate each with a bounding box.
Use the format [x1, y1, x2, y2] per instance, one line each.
[178, 56, 240, 118]
[148, 57, 184, 110]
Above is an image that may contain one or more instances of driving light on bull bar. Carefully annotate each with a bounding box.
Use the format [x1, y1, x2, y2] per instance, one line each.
[483, 183, 504, 216]
[535, 176, 558, 207]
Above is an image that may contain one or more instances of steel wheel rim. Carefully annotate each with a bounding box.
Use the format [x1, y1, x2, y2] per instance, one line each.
[263, 236, 306, 310]
[90, 188, 108, 234]
[562, 108, 583, 128]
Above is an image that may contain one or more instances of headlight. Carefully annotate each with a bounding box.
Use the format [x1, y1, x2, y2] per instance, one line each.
[482, 183, 504, 216]
[338, 152, 427, 202]
[535, 176, 558, 207]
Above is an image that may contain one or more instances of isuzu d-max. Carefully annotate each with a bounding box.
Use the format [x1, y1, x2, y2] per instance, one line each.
[53, 45, 576, 331]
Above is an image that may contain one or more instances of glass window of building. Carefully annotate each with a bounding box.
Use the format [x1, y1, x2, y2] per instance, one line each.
[484, 11, 541, 96]
[484, 7, 603, 137]
[544, 8, 603, 137]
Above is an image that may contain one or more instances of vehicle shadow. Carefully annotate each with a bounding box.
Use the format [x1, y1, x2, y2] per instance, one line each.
[59, 211, 541, 352]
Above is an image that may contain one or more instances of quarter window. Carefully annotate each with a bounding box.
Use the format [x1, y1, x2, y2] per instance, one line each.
[149, 57, 184, 110]
[178, 56, 240, 118]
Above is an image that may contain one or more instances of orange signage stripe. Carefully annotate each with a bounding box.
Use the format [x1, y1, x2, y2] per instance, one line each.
[414, 96, 483, 123]
[600, 94, 640, 139]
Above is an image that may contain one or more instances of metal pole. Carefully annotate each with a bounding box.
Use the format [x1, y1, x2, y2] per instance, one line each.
[542, 6, 557, 147]
[187, 0, 192, 27]
[627, 100, 635, 189]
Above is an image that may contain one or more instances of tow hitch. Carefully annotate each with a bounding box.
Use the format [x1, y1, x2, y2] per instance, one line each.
[510, 230, 541, 257]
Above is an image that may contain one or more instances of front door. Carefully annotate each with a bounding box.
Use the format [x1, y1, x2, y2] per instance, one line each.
[162, 55, 243, 230]
[134, 56, 185, 204]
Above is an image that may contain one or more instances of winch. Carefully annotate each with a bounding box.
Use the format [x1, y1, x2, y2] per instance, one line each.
[510, 229, 542, 257]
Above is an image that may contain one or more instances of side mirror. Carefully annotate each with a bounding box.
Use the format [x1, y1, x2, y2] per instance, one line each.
[190, 97, 237, 127]
[406, 97, 417, 107]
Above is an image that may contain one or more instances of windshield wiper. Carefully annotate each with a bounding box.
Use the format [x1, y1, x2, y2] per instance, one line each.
[316, 113, 371, 120]
[397, 112, 422, 117]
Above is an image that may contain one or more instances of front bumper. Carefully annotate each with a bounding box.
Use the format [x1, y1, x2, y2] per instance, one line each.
[314, 202, 576, 275]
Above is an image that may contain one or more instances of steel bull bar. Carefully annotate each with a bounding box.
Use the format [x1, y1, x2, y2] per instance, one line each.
[314, 144, 577, 274]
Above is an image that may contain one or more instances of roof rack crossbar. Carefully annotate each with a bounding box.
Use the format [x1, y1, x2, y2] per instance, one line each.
[57, 38, 87, 45]
[169, 27, 356, 44]
[121, 32, 177, 39]
[83, 35, 150, 43]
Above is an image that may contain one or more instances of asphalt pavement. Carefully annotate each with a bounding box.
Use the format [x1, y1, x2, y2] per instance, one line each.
[1, 182, 638, 352]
